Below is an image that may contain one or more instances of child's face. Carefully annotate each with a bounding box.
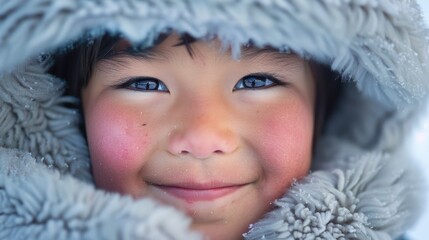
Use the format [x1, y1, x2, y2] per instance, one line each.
[82, 35, 315, 239]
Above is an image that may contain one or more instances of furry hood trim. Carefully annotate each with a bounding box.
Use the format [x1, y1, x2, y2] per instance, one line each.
[1, 0, 428, 106]
[0, 0, 428, 239]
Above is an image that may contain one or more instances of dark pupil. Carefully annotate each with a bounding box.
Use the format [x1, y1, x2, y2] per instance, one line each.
[243, 77, 265, 88]
[136, 80, 158, 90]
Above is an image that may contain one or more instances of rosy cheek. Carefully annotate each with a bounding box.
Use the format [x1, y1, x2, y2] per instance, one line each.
[85, 100, 150, 193]
[256, 103, 313, 197]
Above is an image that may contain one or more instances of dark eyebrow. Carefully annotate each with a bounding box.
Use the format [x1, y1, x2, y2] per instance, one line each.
[93, 43, 167, 74]
[240, 46, 293, 60]
[98, 45, 166, 62]
[97, 33, 195, 62]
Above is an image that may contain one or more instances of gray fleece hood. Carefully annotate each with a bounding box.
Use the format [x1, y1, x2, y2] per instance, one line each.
[0, 0, 428, 239]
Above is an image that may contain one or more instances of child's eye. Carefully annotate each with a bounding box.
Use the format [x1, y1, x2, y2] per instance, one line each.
[117, 77, 169, 92]
[233, 74, 285, 91]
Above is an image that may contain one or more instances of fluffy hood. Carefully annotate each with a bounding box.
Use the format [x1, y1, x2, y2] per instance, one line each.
[0, 0, 428, 239]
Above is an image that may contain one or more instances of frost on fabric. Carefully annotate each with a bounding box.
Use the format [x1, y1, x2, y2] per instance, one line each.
[244, 153, 424, 240]
[1, 0, 428, 107]
[0, 148, 202, 240]
[0, 60, 91, 182]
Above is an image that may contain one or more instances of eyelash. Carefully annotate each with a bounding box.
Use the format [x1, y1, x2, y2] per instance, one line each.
[233, 73, 286, 91]
[115, 77, 169, 92]
[115, 73, 286, 92]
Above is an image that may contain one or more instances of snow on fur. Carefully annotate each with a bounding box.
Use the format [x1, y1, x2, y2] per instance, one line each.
[0, 61, 91, 182]
[0, 0, 428, 106]
[0, 148, 201, 240]
[244, 152, 424, 239]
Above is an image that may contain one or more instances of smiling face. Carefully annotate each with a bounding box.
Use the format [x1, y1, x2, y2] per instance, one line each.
[81, 35, 315, 239]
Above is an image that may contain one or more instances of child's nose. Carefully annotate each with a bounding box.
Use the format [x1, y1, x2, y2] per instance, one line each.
[167, 104, 238, 160]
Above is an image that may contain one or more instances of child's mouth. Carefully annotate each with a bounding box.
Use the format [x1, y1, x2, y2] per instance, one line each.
[150, 182, 247, 203]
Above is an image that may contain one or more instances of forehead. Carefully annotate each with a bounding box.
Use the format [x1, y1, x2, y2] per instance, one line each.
[103, 34, 301, 66]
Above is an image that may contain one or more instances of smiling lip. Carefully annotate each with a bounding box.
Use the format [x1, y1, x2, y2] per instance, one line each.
[152, 183, 245, 202]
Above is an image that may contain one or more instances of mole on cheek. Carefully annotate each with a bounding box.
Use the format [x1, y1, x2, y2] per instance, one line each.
[91, 109, 149, 162]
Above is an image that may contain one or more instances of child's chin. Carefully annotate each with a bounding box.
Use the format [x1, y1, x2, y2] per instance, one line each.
[191, 220, 248, 240]
[182, 198, 267, 240]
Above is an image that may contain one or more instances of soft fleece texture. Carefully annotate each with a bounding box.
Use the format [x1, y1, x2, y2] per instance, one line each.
[0, 0, 428, 239]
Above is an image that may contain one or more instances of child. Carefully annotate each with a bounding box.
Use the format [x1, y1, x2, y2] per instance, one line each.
[0, 1, 428, 239]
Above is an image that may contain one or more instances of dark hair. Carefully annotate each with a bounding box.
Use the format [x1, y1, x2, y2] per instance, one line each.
[49, 33, 341, 140]
[49, 33, 197, 97]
